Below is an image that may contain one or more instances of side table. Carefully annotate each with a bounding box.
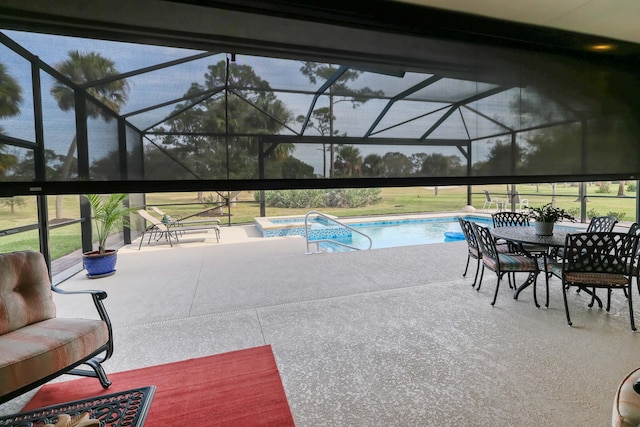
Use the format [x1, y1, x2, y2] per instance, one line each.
[0, 386, 155, 427]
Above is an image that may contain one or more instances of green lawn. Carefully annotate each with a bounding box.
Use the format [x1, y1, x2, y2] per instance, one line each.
[0, 183, 637, 261]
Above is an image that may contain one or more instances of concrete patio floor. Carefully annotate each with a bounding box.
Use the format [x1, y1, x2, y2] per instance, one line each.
[2, 223, 640, 425]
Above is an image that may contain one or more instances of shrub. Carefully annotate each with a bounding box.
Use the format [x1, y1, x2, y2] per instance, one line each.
[607, 211, 626, 221]
[587, 208, 600, 219]
[627, 182, 637, 192]
[325, 188, 382, 208]
[258, 188, 382, 209]
[595, 182, 611, 193]
[567, 207, 580, 218]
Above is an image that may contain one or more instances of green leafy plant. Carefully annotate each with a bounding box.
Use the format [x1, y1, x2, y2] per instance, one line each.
[595, 182, 611, 193]
[257, 189, 382, 209]
[587, 208, 600, 219]
[567, 207, 580, 218]
[85, 193, 133, 254]
[526, 203, 575, 223]
[607, 211, 626, 221]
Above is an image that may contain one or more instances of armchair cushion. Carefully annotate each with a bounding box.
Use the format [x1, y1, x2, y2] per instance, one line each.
[0, 251, 56, 334]
[0, 317, 108, 397]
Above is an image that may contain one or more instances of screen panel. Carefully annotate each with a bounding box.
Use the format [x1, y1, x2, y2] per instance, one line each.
[0, 27, 639, 195]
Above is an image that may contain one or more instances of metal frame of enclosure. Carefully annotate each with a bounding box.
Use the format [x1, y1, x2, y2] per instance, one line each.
[0, 1, 639, 270]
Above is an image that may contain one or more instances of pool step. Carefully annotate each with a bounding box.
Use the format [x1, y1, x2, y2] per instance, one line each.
[318, 241, 355, 253]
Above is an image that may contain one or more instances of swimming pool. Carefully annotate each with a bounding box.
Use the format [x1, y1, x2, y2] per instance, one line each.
[255, 214, 582, 251]
[255, 214, 493, 250]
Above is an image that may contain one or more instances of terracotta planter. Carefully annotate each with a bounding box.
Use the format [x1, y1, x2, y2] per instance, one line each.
[534, 221, 554, 236]
[82, 249, 117, 278]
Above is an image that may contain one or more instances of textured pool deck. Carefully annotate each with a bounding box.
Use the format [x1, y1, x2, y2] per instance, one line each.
[3, 220, 639, 425]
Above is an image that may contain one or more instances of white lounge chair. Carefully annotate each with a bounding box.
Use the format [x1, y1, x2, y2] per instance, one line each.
[136, 209, 220, 249]
[149, 206, 221, 227]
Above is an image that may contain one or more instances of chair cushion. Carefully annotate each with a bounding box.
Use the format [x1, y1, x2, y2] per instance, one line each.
[468, 247, 480, 258]
[0, 317, 109, 396]
[564, 272, 629, 286]
[483, 253, 537, 272]
[496, 253, 538, 272]
[548, 262, 630, 287]
[612, 367, 640, 427]
[0, 251, 56, 335]
[547, 261, 563, 278]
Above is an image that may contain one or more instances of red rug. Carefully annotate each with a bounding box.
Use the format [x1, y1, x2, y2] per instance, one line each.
[23, 345, 295, 426]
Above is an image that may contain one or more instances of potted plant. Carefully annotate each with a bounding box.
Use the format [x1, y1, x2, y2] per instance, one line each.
[526, 203, 575, 235]
[82, 193, 132, 278]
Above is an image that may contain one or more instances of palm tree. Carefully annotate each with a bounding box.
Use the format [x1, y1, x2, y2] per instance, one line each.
[51, 50, 129, 218]
[334, 144, 362, 176]
[0, 63, 22, 120]
[0, 63, 23, 177]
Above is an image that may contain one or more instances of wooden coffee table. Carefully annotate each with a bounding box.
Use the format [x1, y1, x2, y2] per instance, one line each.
[0, 386, 155, 427]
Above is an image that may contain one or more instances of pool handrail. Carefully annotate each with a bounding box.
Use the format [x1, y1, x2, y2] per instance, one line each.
[304, 210, 373, 254]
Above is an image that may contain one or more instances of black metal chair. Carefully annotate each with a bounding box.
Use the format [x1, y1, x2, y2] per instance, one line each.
[547, 232, 639, 330]
[471, 222, 541, 306]
[569, 215, 619, 300]
[553, 215, 618, 263]
[457, 217, 482, 288]
[587, 215, 618, 232]
[492, 211, 529, 227]
[491, 211, 548, 256]
[628, 223, 640, 296]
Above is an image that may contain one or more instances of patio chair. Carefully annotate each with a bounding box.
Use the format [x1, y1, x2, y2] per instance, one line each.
[492, 211, 529, 227]
[587, 215, 618, 232]
[457, 217, 482, 288]
[566, 215, 619, 300]
[491, 212, 548, 256]
[547, 232, 639, 330]
[554, 215, 619, 262]
[628, 223, 640, 296]
[471, 222, 541, 307]
[511, 191, 529, 212]
[482, 190, 504, 211]
[136, 209, 220, 249]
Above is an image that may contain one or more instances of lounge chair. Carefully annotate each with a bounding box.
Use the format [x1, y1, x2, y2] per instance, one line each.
[136, 209, 220, 249]
[149, 206, 221, 227]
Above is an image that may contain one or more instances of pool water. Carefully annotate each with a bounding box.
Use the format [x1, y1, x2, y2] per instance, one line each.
[320, 216, 493, 251]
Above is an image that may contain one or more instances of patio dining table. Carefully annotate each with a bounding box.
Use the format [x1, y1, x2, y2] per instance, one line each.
[490, 226, 573, 302]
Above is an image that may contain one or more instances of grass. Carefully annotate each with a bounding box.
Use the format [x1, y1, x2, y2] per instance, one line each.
[0, 183, 637, 261]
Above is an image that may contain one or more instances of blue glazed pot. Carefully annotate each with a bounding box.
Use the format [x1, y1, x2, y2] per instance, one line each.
[83, 249, 117, 278]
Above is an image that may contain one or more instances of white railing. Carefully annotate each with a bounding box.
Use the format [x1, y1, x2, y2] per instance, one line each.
[304, 210, 373, 254]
